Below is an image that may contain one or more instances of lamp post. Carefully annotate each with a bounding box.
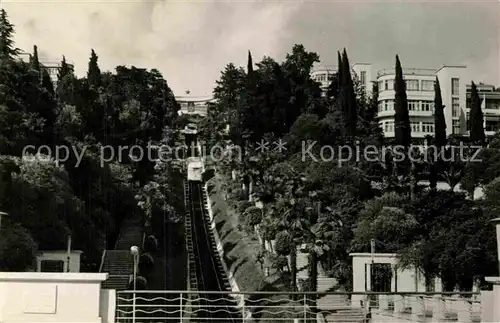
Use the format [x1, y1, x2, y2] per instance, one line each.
[130, 245, 139, 323]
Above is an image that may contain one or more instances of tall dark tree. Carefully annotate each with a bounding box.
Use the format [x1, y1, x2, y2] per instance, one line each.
[341, 48, 357, 139]
[30, 45, 40, 71]
[469, 81, 485, 145]
[0, 9, 19, 59]
[87, 49, 101, 88]
[247, 50, 253, 75]
[332, 51, 343, 108]
[394, 55, 411, 148]
[434, 76, 446, 147]
[57, 56, 73, 82]
[41, 69, 55, 97]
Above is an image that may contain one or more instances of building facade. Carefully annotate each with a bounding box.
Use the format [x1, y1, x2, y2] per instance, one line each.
[375, 65, 499, 141]
[176, 93, 213, 117]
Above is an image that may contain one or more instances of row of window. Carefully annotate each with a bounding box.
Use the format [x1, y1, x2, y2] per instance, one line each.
[378, 100, 435, 112]
[313, 73, 333, 83]
[379, 121, 435, 133]
[378, 79, 435, 92]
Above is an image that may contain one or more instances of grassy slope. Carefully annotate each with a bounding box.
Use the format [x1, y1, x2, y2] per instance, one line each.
[207, 172, 308, 322]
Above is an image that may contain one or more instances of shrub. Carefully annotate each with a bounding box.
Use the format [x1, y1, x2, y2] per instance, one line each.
[244, 206, 262, 226]
[237, 201, 254, 214]
[274, 231, 292, 256]
[144, 235, 158, 252]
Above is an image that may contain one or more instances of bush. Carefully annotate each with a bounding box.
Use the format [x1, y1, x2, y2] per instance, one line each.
[274, 231, 292, 256]
[144, 235, 158, 252]
[237, 201, 254, 214]
[244, 206, 262, 226]
[0, 221, 37, 271]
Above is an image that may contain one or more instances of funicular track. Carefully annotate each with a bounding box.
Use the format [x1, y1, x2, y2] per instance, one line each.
[186, 181, 240, 322]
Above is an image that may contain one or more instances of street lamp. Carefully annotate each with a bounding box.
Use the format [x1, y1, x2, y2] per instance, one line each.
[130, 245, 139, 323]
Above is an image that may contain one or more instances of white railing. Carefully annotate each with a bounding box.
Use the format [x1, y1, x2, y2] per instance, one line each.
[115, 290, 483, 322]
[364, 292, 481, 323]
[115, 291, 328, 322]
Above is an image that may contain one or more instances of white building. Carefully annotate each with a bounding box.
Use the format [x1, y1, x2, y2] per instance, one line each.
[374, 65, 499, 141]
[311, 63, 373, 96]
[176, 92, 213, 117]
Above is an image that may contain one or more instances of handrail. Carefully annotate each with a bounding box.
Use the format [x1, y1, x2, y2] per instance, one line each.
[116, 290, 480, 296]
[98, 249, 107, 273]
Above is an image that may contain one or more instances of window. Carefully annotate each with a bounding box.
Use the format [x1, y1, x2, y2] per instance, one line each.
[378, 81, 383, 91]
[452, 120, 460, 134]
[411, 122, 421, 132]
[187, 102, 195, 112]
[387, 100, 394, 111]
[40, 260, 65, 272]
[421, 101, 433, 112]
[360, 71, 366, 86]
[408, 101, 419, 111]
[384, 101, 388, 111]
[378, 102, 383, 112]
[452, 97, 460, 117]
[384, 120, 394, 132]
[452, 78, 459, 95]
[406, 79, 419, 91]
[421, 80, 434, 91]
[422, 122, 434, 133]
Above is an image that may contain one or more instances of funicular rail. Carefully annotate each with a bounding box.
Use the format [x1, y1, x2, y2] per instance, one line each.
[183, 180, 198, 320]
[187, 182, 240, 322]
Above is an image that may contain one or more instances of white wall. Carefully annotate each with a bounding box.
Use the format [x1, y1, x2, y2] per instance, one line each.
[0, 272, 110, 323]
[351, 253, 427, 307]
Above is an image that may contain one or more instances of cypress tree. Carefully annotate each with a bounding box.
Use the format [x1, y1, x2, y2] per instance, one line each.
[434, 76, 446, 147]
[57, 56, 73, 82]
[394, 55, 411, 148]
[469, 81, 485, 145]
[30, 45, 40, 71]
[247, 50, 253, 75]
[341, 48, 357, 139]
[87, 49, 101, 88]
[41, 69, 54, 97]
[335, 51, 343, 109]
[0, 9, 19, 60]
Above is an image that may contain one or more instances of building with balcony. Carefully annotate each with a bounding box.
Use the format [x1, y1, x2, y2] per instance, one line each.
[311, 63, 373, 96]
[176, 92, 213, 117]
[373, 65, 500, 141]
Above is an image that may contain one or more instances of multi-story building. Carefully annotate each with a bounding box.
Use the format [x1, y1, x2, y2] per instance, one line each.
[311, 63, 373, 96]
[374, 65, 500, 141]
[313, 61, 500, 140]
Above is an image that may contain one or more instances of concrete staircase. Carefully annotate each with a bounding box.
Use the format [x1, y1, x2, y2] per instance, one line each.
[296, 247, 364, 322]
[100, 216, 144, 290]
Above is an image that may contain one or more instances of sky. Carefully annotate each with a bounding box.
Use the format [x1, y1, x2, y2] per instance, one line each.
[2, 0, 499, 96]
